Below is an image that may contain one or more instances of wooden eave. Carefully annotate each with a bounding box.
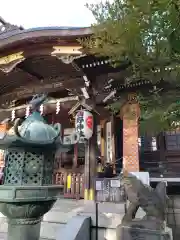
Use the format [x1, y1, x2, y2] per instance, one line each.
[0, 23, 93, 107]
[0, 26, 92, 54]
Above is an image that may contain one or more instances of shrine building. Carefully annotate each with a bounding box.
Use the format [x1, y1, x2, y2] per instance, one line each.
[0, 17, 180, 200]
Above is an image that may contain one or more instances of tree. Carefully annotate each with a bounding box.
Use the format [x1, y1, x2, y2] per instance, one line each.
[84, 0, 180, 77]
[80, 0, 180, 133]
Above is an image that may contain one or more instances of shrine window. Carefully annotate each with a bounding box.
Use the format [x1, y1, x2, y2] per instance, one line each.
[165, 131, 180, 150]
[139, 136, 157, 152]
[152, 137, 157, 151]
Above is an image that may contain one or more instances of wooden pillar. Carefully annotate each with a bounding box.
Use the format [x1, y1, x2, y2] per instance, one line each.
[114, 117, 123, 173]
[89, 112, 97, 200]
[157, 132, 166, 162]
[73, 144, 78, 168]
[84, 140, 90, 200]
[110, 115, 116, 174]
[59, 121, 64, 170]
[100, 120, 106, 164]
[120, 93, 140, 172]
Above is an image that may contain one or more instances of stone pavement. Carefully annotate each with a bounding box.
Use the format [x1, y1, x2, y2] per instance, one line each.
[0, 233, 6, 240]
[0, 199, 145, 239]
[0, 232, 52, 240]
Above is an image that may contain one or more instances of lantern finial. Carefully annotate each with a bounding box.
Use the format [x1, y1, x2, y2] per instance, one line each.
[30, 94, 47, 111]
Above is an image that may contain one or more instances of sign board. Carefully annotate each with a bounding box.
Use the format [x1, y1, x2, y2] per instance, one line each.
[95, 181, 102, 191]
[130, 172, 150, 186]
[95, 177, 125, 203]
[111, 179, 121, 188]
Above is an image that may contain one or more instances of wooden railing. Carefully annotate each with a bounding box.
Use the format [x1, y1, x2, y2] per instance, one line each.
[54, 171, 84, 199]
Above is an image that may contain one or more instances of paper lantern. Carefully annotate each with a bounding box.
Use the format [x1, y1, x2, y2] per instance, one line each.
[75, 110, 93, 139]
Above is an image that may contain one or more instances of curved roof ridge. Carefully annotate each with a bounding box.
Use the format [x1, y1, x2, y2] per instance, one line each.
[27, 26, 91, 31]
[0, 17, 91, 37]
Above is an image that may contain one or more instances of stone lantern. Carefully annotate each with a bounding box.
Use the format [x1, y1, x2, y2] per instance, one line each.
[0, 95, 79, 240]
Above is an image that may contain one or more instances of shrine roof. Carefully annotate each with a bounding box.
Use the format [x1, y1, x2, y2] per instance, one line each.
[0, 19, 126, 108]
[0, 18, 176, 114]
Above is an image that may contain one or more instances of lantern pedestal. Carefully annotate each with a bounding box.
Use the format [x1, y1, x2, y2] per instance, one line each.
[0, 185, 62, 240]
[8, 221, 41, 240]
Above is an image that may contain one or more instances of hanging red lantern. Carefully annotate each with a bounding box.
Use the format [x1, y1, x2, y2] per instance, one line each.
[75, 110, 94, 139]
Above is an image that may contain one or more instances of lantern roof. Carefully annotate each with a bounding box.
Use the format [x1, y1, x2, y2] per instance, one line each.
[18, 112, 60, 144]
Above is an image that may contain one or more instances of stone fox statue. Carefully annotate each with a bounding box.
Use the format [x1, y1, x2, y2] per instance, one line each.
[120, 171, 169, 228]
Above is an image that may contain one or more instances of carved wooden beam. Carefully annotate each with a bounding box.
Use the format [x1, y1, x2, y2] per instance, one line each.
[0, 77, 84, 107]
[0, 82, 63, 104]
[0, 46, 85, 73]
[51, 46, 83, 57]
[0, 96, 79, 112]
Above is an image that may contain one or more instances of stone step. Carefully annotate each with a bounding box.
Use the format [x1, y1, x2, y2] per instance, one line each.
[40, 221, 65, 239]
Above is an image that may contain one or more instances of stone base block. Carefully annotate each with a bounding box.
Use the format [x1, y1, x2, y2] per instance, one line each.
[116, 225, 173, 240]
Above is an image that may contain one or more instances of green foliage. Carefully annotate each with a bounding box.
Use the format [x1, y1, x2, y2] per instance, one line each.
[81, 0, 180, 83]
[107, 89, 180, 133]
[81, 0, 180, 132]
[139, 93, 180, 134]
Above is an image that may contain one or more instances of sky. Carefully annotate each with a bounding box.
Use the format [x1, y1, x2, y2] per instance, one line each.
[1, 0, 101, 29]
